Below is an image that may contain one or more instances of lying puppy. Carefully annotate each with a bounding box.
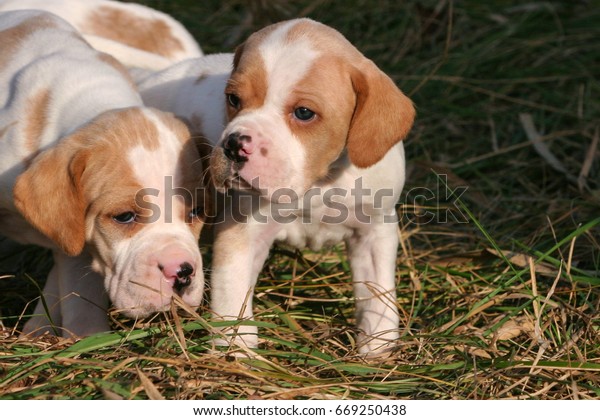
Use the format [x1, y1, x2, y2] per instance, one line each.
[0, 0, 202, 70]
[0, 10, 206, 337]
[138, 19, 415, 354]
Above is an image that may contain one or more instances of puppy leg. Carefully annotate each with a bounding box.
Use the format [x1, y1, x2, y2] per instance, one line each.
[210, 217, 275, 350]
[346, 220, 400, 355]
[55, 252, 110, 338]
[21, 263, 63, 337]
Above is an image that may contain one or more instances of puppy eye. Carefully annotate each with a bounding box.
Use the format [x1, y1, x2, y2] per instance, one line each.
[293, 107, 316, 121]
[188, 206, 203, 220]
[226, 93, 241, 109]
[113, 211, 137, 224]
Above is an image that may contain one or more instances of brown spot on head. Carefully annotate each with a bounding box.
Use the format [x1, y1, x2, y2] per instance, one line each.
[86, 6, 184, 59]
[151, 108, 191, 147]
[87, 107, 161, 151]
[225, 42, 268, 118]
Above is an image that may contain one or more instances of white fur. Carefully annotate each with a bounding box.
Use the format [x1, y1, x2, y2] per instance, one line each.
[136, 54, 233, 143]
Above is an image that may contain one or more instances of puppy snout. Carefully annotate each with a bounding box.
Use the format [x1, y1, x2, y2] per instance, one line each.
[223, 132, 252, 162]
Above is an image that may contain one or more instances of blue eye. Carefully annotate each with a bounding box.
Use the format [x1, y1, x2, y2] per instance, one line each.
[113, 212, 136, 224]
[294, 107, 316, 121]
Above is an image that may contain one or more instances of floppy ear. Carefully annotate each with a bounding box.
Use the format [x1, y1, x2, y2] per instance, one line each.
[13, 137, 89, 256]
[347, 61, 415, 168]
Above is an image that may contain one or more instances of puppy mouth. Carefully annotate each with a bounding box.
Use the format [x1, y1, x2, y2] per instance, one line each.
[124, 279, 199, 316]
[210, 147, 262, 194]
[224, 174, 262, 194]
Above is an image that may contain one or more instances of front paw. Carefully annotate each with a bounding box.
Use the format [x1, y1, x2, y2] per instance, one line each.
[357, 331, 400, 357]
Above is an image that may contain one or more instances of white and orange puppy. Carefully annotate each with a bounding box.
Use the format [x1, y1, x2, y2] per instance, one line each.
[137, 19, 415, 354]
[0, 0, 202, 70]
[0, 10, 206, 337]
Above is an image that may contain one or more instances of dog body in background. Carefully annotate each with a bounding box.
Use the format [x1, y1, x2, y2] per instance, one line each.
[0, 10, 206, 337]
[135, 19, 415, 354]
[0, 0, 202, 70]
[134, 53, 233, 144]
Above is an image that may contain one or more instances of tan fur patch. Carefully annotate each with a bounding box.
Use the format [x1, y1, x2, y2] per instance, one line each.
[224, 22, 300, 117]
[96, 52, 137, 90]
[86, 6, 184, 59]
[92, 107, 161, 151]
[285, 56, 356, 180]
[153, 110, 191, 146]
[0, 14, 59, 71]
[24, 89, 51, 161]
[225, 42, 268, 117]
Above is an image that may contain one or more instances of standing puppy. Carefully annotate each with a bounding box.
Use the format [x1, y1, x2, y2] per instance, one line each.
[0, 11, 206, 337]
[0, 0, 202, 70]
[137, 19, 415, 355]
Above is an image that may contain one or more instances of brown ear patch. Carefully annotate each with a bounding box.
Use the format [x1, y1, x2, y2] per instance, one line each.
[13, 136, 89, 256]
[347, 62, 415, 168]
[227, 42, 268, 116]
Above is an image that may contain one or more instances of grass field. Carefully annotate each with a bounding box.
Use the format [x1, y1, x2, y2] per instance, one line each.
[1, 0, 599, 399]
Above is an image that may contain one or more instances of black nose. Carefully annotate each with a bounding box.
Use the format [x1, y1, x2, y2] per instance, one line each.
[177, 262, 194, 279]
[174, 262, 194, 291]
[223, 132, 250, 163]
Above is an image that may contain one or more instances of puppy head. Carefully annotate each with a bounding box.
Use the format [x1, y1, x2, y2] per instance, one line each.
[14, 107, 207, 317]
[210, 18, 415, 201]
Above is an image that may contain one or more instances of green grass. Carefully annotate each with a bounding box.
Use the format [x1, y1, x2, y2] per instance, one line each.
[1, 0, 599, 399]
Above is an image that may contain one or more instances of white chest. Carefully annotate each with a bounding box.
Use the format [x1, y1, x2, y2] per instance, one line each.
[247, 142, 406, 251]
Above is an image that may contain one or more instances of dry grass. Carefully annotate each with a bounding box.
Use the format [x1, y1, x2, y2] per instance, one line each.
[1, 0, 599, 399]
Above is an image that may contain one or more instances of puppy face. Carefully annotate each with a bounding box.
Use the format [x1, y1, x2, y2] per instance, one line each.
[14, 108, 206, 317]
[210, 19, 415, 201]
